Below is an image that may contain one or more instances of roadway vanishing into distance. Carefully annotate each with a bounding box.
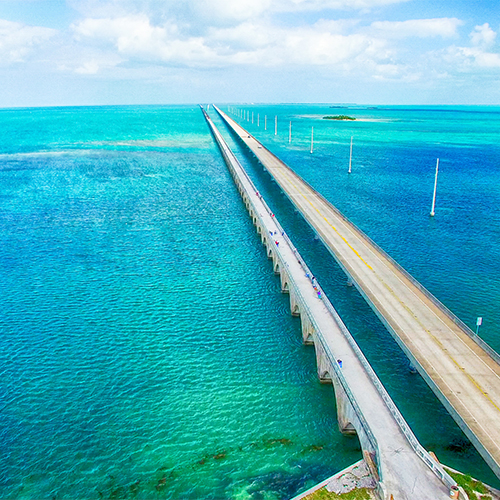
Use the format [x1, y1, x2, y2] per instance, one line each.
[202, 106, 454, 499]
[214, 105, 500, 481]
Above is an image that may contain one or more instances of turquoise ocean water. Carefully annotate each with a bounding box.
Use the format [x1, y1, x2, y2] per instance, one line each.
[1, 104, 499, 499]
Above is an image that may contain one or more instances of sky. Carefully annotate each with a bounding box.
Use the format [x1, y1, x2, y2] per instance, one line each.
[0, 0, 499, 106]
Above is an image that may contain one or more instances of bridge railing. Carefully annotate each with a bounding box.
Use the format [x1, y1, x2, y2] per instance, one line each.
[263, 195, 455, 489]
[317, 282, 456, 488]
[211, 105, 457, 490]
[223, 105, 500, 366]
[203, 105, 383, 476]
[285, 164, 500, 367]
[283, 269, 383, 472]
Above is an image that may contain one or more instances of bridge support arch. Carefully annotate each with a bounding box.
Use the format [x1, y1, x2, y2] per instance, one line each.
[280, 270, 290, 294]
[289, 289, 301, 317]
[301, 314, 315, 345]
[314, 340, 333, 384]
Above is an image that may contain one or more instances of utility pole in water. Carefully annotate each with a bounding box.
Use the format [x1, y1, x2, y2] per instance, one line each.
[348, 136, 353, 174]
[430, 158, 439, 217]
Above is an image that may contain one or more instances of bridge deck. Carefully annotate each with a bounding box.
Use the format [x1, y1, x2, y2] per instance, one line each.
[204, 108, 452, 499]
[214, 106, 500, 479]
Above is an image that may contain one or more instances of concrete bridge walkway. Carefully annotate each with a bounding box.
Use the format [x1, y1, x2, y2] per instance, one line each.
[203, 107, 454, 499]
[214, 105, 500, 483]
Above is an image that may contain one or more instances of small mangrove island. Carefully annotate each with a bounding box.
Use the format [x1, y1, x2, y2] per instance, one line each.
[323, 115, 356, 121]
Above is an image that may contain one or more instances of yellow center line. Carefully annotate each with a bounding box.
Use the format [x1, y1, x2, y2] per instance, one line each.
[280, 169, 373, 270]
[218, 112, 500, 417]
[249, 137, 500, 414]
[389, 282, 500, 412]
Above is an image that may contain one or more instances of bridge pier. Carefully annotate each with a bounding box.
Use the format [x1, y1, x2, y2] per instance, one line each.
[314, 339, 333, 384]
[273, 260, 280, 275]
[270, 254, 299, 314]
[311, 334, 382, 488]
[313, 340, 359, 436]
[300, 315, 315, 344]
[277, 263, 378, 452]
[280, 270, 290, 294]
[333, 376, 358, 436]
[290, 288, 301, 316]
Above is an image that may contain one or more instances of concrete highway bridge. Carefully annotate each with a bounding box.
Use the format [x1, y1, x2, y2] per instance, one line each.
[212, 105, 500, 488]
[202, 106, 459, 499]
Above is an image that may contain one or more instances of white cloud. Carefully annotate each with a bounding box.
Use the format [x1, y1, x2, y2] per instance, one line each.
[10, 0, 493, 90]
[71, 51, 124, 73]
[189, 0, 272, 23]
[209, 22, 273, 51]
[0, 19, 56, 63]
[276, 0, 408, 11]
[71, 14, 397, 72]
[370, 18, 462, 38]
[447, 46, 500, 69]
[432, 24, 500, 72]
[72, 16, 220, 66]
[74, 15, 171, 54]
[75, 59, 100, 74]
[470, 23, 496, 48]
[274, 28, 388, 66]
[238, 0, 409, 15]
[69, 0, 409, 27]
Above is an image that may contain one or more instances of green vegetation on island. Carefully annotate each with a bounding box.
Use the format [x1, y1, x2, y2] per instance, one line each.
[444, 468, 493, 500]
[303, 487, 373, 499]
[323, 115, 356, 121]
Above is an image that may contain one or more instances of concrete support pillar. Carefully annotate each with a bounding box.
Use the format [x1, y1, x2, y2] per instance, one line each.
[332, 376, 357, 435]
[312, 340, 381, 478]
[280, 270, 290, 294]
[289, 288, 300, 316]
[274, 259, 280, 275]
[300, 314, 315, 344]
[315, 341, 333, 384]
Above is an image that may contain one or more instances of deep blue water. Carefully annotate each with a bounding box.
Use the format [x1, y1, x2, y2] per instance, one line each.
[1, 104, 499, 499]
